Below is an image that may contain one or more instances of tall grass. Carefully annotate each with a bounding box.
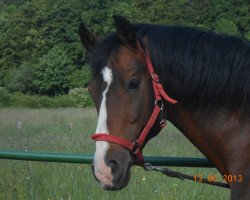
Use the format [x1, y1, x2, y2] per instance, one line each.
[0, 108, 230, 200]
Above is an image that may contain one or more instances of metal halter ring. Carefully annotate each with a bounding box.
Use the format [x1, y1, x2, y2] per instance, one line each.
[155, 99, 164, 110]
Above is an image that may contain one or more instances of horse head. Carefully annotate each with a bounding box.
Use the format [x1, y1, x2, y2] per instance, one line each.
[78, 16, 166, 190]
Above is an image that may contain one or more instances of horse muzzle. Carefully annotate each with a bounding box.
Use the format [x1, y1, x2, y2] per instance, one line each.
[92, 143, 132, 190]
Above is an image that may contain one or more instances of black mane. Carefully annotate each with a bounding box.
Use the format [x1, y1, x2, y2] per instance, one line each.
[90, 24, 250, 112]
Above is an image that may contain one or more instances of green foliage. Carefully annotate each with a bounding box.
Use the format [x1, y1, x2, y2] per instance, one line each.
[67, 66, 91, 88]
[0, 0, 85, 87]
[215, 18, 240, 36]
[0, 87, 11, 107]
[32, 46, 73, 96]
[10, 93, 76, 108]
[245, 31, 250, 41]
[69, 87, 94, 107]
[4, 63, 34, 93]
[52, 95, 77, 108]
[0, 0, 249, 107]
[0, 87, 94, 108]
[10, 93, 50, 108]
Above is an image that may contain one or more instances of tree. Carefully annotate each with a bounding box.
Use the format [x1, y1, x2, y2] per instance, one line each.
[4, 63, 34, 93]
[32, 46, 73, 96]
[0, 0, 249, 98]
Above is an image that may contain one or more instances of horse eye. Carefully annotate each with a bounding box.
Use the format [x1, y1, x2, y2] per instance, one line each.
[128, 79, 141, 89]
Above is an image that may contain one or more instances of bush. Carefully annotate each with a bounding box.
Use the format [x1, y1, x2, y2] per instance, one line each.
[67, 66, 91, 88]
[245, 31, 250, 41]
[10, 93, 42, 108]
[0, 89, 93, 108]
[215, 18, 240, 36]
[9, 93, 77, 108]
[0, 87, 11, 107]
[52, 95, 77, 108]
[69, 87, 93, 107]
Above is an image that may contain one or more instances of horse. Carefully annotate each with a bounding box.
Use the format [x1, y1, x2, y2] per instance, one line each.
[78, 15, 250, 199]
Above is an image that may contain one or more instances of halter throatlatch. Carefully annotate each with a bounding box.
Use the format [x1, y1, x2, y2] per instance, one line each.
[91, 46, 177, 165]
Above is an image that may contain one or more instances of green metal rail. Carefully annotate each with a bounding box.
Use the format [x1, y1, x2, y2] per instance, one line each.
[0, 150, 214, 168]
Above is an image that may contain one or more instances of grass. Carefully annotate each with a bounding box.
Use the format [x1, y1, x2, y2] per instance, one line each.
[0, 108, 230, 200]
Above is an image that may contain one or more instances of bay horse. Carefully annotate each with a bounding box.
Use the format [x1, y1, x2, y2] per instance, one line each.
[78, 16, 250, 199]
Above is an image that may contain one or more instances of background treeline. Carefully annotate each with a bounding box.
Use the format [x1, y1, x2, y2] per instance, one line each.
[0, 0, 249, 108]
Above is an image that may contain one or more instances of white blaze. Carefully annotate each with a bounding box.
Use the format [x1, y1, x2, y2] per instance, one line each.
[94, 66, 113, 187]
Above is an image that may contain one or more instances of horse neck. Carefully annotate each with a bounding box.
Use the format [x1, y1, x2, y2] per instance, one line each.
[166, 104, 249, 176]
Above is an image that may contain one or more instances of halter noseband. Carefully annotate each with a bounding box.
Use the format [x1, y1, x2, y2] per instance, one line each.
[91, 45, 177, 165]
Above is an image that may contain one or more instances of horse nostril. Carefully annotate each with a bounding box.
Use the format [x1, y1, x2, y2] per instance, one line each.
[108, 160, 117, 172]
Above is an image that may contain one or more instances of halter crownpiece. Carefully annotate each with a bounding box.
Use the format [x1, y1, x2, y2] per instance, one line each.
[91, 46, 177, 166]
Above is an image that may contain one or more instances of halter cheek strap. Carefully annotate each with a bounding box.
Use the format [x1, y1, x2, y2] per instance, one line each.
[91, 48, 177, 166]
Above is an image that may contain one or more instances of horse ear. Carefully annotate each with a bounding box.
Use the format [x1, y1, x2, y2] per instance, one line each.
[113, 15, 137, 49]
[78, 23, 97, 53]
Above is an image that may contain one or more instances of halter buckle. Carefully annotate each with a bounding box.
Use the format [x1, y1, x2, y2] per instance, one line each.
[132, 140, 141, 153]
[131, 140, 145, 165]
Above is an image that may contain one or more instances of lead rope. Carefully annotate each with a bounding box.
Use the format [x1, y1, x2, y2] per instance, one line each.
[143, 163, 230, 189]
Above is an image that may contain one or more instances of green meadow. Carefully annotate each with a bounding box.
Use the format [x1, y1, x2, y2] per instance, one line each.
[0, 108, 230, 200]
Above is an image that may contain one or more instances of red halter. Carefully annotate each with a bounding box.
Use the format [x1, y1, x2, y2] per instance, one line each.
[91, 47, 177, 165]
